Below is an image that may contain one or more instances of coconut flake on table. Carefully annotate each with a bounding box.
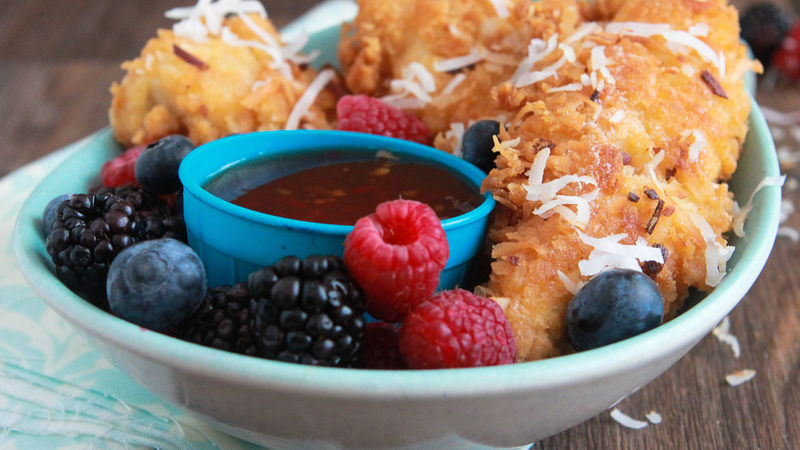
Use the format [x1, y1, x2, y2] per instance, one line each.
[778, 199, 799, 242]
[761, 106, 800, 126]
[777, 146, 800, 168]
[688, 212, 735, 287]
[610, 408, 649, 429]
[712, 316, 741, 358]
[646, 411, 663, 424]
[577, 232, 664, 276]
[731, 175, 786, 237]
[725, 369, 756, 386]
[284, 68, 335, 130]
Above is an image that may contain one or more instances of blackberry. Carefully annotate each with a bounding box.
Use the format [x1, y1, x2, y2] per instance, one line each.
[45, 192, 139, 305]
[248, 255, 367, 367]
[740, 3, 792, 66]
[179, 283, 258, 356]
[95, 184, 187, 242]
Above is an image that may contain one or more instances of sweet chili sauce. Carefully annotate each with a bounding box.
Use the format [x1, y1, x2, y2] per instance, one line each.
[231, 160, 484, 225]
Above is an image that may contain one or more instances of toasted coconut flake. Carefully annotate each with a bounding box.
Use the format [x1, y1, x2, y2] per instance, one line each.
[284, 68, 335, 130]
[557, 270, 585, 294]
[445, 122, 467, 158]
[577, 232, 664, 277]
[725, 369, 756, 386]
[712, 316, 741, 358]
[688, 212, 735, 287]
[610, 408, 649, 429]
[434, 48, 484, 73]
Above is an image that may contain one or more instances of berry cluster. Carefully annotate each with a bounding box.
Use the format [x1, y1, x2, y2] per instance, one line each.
[44, 135, 193, 305]
[740, 3, 800, 80]
[344, 199, 516, 369]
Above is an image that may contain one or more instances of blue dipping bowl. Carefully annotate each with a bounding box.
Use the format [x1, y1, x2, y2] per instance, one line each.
[179, 130, 495, 288]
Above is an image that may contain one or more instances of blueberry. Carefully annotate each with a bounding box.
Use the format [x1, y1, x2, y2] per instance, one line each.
[740, 3, 791, 67]
[566, 269, 664, 351]
[107, 238, 206, 331]
[42, 194, 71, 234]
[134, 135, 195, 194]
[462, 120, 500, 173]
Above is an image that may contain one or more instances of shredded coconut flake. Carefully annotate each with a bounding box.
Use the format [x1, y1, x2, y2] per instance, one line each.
[557, 270, 585, 294]
[489, 0, 510, 18]
[445, 122, 467, 158]
[610, 409, 649, 429]
[731, 175, 786, 237]
[725, 369, 756, 386]
[515, 55, 568, 88]
[549, 82, 583, 93]
[510, 35, 559, 84]
[681, 129, 707, 162]
[524, 147, 599, 227]
[688, 23, 710, 37]
[284, 68, 335, 130]
[688, 212, 734, 287]
[383, 63, 438, 107]
[434, 48, 484, 72]
[577, 232, 663, 276]
[605, 22, 725, 75]
[778, 226, 800, 242]
[441, 73, 467, 96]
[645, 149, 667, 195]
[166, 0, 267, 41]
[777, 146, 800, 168]
[712, 316, 741, 358]
[646, 411, 663, 424]
[609, 110, 625, 123]
[761, 106, 800, 126]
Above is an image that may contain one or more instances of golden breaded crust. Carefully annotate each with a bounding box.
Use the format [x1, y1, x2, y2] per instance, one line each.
[481, 0, 758, 360]
[110, 15, 338, 147]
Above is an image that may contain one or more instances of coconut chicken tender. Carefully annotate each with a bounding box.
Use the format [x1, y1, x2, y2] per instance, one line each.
[110, 14, 338, 147]
[481, 0, 758, 361]
[339, 0, 559, 141]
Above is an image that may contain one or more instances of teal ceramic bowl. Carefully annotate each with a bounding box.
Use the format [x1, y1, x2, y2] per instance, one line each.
[12, 95, 781, 449]
[179, 130, 495, 289]
[10, 4, 782, 447]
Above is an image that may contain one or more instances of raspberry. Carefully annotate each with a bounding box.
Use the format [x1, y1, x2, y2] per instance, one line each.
[399, 289, 516, 369]
[361, 322, 405, 369]
[343, 200, 449, 322]
[101, 146, 144, 188]
[774, 24, 800, 80]
[336, 95, 431, 145]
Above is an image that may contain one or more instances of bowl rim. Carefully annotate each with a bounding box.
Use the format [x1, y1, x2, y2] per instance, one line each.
[13, 97, 780, 399]
[179, 130, 496, 234]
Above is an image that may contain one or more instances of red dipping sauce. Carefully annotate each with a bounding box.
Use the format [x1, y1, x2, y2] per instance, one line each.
[231, 160, 484, 225]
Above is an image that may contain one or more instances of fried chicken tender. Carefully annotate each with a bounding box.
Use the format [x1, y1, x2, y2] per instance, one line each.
[480, 0, 759, 360]
[339, 0, 560, 139]
[110, 14, 338, 147]
[341, 0, 759, 361]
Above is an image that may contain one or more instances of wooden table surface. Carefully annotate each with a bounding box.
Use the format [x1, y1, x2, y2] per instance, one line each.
[2, 1, 799, 448]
